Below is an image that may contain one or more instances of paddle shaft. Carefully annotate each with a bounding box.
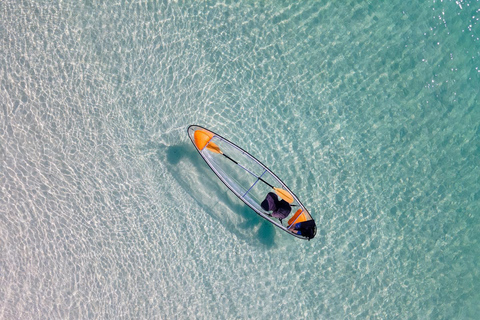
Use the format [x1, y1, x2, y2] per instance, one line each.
[221, 153, 276, 190]
[203, 138, 295, 204]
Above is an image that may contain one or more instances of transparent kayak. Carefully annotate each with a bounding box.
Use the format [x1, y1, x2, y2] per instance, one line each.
[188, 125, 316, 240]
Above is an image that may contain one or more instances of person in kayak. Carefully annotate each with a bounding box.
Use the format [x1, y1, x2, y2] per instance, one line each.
[261, 192, 291, 223]
[290, 220, 316, 238]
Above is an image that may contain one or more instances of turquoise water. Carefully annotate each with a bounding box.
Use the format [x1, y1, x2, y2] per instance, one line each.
[1, 0, 479, 318]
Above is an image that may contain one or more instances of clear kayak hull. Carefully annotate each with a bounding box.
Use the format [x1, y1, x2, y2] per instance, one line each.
[188, 125, 316, 240]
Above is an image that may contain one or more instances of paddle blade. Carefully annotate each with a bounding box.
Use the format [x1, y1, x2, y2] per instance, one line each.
[194, 129, 214, 150]
[274, 187, 294, 204]
[206, 142, 222, 154]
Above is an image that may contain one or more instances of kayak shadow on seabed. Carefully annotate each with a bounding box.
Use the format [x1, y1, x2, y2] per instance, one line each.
[158, 142, 276, 248]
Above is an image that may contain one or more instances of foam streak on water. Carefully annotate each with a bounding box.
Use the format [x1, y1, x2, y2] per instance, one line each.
[1, 0, 479, 319]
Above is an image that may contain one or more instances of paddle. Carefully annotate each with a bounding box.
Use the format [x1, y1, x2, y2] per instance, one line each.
[205, 142, 295, 204]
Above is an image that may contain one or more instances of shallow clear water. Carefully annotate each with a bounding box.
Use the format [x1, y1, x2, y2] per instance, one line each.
[1, 0, 479, 319]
